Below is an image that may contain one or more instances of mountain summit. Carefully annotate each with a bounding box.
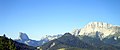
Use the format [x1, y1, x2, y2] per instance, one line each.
[72, 22, 120, 39]
[19, 32, 29, 40]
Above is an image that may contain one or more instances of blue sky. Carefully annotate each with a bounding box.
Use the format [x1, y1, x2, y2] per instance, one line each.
[0, 0, 120, 40]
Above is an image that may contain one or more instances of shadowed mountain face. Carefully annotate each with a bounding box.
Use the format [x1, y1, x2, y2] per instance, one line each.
[41, 33, 95, 50]
[19, 32, 29, 41]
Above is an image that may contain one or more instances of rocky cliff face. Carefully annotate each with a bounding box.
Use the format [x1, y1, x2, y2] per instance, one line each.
[72, 22, 120, 39]
[19, 32, 29, 41]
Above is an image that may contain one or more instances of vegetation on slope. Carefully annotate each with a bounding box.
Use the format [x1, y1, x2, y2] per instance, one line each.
[0, 34, 36, 50]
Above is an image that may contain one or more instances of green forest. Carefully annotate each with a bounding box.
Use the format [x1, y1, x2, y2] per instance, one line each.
[0, 34, 35, 50]
[0, 34, 16, 50]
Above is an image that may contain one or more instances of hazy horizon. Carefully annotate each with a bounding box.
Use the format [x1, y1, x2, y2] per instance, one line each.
[0, 0, 120, 40]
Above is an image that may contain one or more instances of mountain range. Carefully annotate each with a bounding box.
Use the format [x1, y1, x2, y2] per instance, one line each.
[15, 32, 62, 47]
[40, 22, 120, 50]
[1, 22, 120, 50]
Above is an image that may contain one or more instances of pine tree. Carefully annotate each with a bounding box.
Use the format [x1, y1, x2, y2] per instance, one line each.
[0, 36, 16, 50]
[8, 39, 16, 50]
[3, 34, 6, 37]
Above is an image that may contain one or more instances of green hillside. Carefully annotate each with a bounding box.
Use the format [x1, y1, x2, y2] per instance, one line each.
[0, 34, 36, 50]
